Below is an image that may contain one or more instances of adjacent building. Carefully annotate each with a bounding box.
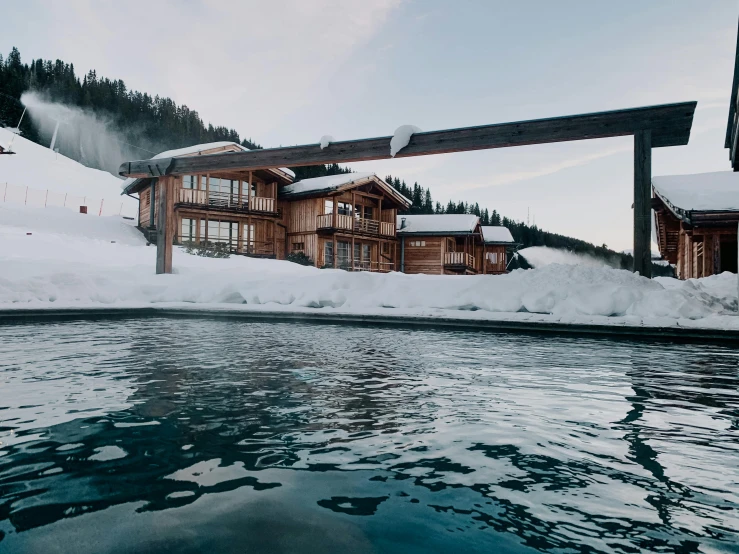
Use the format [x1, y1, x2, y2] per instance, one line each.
[122, 142, 294, 257]
[481, 226, 517, 274]
[278, 172, 410, 270]
[652, 172, 738, 279]
[397, 214, 484, 275]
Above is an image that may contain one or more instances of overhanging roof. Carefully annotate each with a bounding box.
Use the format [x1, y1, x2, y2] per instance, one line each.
[119, 102, 697, 179]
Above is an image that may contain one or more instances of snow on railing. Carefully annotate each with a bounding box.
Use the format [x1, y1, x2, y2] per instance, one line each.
[1, 182, 135, 217]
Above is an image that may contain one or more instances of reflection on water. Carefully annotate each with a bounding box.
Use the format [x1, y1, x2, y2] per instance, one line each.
[0, 318, 738, 553]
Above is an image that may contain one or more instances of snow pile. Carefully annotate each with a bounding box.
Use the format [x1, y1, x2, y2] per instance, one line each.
[519, 246, 611, 268]
[319, 135, 334, 149]
[0, 127, 137, 217]
[390, 125, 421, 157]
[653, 171, 739, 212]
[0, 203, 737, 329]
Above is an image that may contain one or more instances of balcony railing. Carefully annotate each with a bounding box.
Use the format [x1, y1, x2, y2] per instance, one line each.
[444, 251, 476, 270]
[332, 259, 395, 272]
[316, 214, 395, 237]
[177, 189, 275, 213]
[179, 238, 275, 257]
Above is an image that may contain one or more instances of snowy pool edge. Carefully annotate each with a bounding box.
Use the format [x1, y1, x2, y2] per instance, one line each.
[1, 306, 738, 344]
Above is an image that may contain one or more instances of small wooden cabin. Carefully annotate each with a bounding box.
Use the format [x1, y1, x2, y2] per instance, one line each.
[121, 142, 294, 257]
[652, 172, 738, 279]
[278, 172, 411, 270]
[481, 226, 516, 274]
[397, 214, 484, 275]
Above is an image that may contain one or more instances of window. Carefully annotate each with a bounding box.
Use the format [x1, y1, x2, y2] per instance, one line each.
[408, 240, 426, 247]
[324, 201, 353, 216]
[362, 243, 371, 263]
[487, 252, 498, 264]
[292, 242, 305, 252]
[324, 241, 334, 267]
[363, 206, 373, 220]
[183, 175, 197, 189]
[181, 218, 197, 243]
[243, 223, 255, 251]
[206, 220, 237, 246]
[337, 241, 351, 268]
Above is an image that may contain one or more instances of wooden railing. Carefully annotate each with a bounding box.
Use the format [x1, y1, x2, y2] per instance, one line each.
[444, 251, 475, 269]
[335, 260, 394, 272]
[179, 238, 275, 256]
[316, 214, 395, 237]
[177, 189, 275, 213]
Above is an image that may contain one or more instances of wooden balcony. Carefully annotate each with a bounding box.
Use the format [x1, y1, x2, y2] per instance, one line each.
[316, 214, 395, 237]
[177, 189, 276, 214]
[444, 251, 476, 271]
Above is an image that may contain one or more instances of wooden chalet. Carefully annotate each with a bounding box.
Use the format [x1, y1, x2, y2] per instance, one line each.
[652, 172, 738, 279]
[397, 214, 484, 275]
[121, 142, 294, 257]
[481, 226, 516, 274]
[278, 172, 411, 270]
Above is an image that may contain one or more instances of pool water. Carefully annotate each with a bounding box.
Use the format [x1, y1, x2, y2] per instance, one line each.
[0, 318, 738, 553]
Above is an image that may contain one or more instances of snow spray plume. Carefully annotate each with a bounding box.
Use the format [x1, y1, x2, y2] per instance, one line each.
[517, 246, 617, 269]
[20, 91, 154, 175]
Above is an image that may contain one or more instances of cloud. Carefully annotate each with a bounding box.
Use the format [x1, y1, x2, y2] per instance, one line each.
[41, 0, 401, 138]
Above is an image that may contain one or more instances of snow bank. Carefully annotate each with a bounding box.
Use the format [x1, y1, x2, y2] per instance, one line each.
[0, 204, 737, 329]
[390, 125, 421, 157]
[319, 135, 334, 149]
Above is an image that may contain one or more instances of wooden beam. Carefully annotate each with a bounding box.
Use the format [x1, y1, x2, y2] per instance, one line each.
[155, 176, 174, 274]
[633, 130, 652, 278]
[119, 102, 697, 178]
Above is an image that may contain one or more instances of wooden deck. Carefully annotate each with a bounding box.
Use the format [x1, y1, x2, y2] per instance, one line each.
[176, 189, 276, 214]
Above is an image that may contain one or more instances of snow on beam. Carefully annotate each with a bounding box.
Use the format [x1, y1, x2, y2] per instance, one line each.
[119, 102, 697, 178]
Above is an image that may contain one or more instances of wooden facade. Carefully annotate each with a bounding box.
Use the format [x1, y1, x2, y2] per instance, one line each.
[653, 194, 738, 280]
[278, 175, 408, 271]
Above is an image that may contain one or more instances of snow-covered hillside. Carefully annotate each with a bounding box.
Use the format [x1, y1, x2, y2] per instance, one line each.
[0, 127, 137, 217]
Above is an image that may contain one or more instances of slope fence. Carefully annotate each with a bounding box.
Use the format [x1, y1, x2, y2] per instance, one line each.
[1, 181, 136, 218]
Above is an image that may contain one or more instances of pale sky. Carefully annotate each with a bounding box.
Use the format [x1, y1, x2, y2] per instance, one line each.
[3, 0, 737, 250]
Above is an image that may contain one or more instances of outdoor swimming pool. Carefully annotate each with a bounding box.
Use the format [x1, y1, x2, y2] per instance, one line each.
[0, 318, 737, 553]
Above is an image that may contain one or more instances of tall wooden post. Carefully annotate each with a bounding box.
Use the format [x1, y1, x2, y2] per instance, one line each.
[633, 130, 652, 278]
[156, 176, 174, 274]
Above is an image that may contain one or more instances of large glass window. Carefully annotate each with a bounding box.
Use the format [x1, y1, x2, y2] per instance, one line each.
[181, 217, 197, 243]
[243, 223, 255, 251]
[324, 241, 333, 267]
[324, 200, 353, 216]
[337, 241, 351, 268]
[206, 220, 237, 245]
[183, 175, 197, 189]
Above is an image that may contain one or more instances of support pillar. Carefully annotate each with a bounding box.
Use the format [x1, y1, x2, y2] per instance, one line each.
[156, 176, 175, 274]
[633, 130, 652, 278]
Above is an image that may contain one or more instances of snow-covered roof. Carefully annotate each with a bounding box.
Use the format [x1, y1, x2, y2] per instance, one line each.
[280, 172, 376, 197]
[121, 141, 294, 194]
[481, 226, 515, 244]
[397, 214, 480, 235]
[652, 171, 739, 212]
[280, 172, 411, 208]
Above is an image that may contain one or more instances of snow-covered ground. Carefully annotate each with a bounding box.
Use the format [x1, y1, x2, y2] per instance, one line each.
[1, 128, 737, 331]
[0, 203, 737, 330]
